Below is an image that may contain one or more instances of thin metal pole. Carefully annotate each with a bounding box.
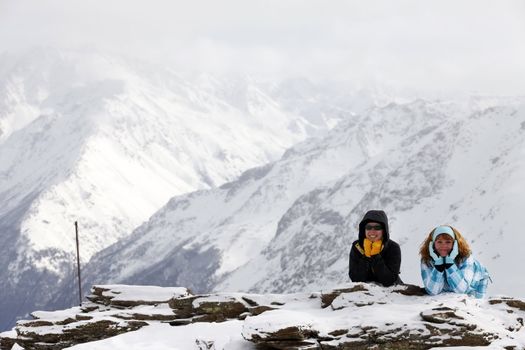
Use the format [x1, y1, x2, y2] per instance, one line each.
[75, 221, 82, 306]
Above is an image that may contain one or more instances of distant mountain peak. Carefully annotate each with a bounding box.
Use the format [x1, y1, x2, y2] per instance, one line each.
[0, 48, 382, 330]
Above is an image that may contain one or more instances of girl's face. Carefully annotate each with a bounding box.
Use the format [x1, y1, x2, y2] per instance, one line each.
[433, 234, 454, 257]
[365, 221, 383, 242]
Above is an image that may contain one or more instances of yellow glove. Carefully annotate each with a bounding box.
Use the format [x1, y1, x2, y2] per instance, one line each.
[363, 238, 373, 257]
[371, 240, 383, 256]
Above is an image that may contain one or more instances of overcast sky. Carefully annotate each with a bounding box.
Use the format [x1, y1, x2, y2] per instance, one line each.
[1, 0, 525, 95]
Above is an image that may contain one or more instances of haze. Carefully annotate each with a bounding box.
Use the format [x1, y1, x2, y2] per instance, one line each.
[1, 0, 525, 95]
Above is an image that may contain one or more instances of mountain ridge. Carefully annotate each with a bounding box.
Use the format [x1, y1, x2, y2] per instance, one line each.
[77, 98, 525, 302]
[0, 48, 370, 330]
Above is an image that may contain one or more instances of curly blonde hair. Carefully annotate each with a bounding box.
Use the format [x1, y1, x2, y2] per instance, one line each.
[420, 226, 471, 266]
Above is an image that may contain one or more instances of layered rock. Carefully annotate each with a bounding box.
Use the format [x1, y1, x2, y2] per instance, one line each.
[2, 283, 525, 349]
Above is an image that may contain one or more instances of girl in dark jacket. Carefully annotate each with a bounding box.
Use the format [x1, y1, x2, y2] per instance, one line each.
[348, 210, 402, 286]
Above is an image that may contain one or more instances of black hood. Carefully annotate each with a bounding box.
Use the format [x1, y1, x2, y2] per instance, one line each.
[358, 210, 390, 244]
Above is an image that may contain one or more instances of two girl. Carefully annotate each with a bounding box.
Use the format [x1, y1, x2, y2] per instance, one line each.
[349, 210, 490, 298]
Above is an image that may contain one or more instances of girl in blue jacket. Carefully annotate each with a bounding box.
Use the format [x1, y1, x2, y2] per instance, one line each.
[420, 225, 490, 298]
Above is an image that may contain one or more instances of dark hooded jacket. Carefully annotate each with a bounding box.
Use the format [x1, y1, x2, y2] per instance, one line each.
[348, 210, 402, 286]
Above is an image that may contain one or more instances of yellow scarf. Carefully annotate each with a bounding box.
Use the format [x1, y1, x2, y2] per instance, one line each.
[363, 238, 383, 257]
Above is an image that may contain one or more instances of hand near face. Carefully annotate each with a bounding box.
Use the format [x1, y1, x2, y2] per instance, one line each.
[370, 240, 382, 255]
[444, 241, 459, 264]
[428, 241, 442, 264]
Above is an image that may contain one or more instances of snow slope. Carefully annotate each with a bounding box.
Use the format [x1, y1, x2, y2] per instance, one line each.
[80, 97, 525, 301]
[0, 48, 370, 330]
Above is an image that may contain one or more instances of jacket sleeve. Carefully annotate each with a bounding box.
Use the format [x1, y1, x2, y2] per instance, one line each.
[421, 261, 446, 295]
[349, 244, 369, 282]
[370, 242, 401, 286]
[444, 258, 475, 294]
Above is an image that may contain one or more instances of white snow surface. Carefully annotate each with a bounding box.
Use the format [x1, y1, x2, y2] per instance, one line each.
[83, 284, 189, 303]
[0, 48, 362, 275]
[64, 321, 252, 350]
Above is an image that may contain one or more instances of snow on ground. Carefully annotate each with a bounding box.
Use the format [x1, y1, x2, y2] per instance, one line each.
[64, 321, 254, 350]
[91, 285, 190, 302]
[4, 284, 525, 350]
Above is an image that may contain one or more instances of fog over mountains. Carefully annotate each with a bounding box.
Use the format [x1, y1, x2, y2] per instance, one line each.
[0, 48, 376, 330]
[1, 48, 524, 332]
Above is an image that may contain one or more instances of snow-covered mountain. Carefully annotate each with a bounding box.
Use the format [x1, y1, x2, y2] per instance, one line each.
[0, 48, 376, 330]
[78, 97, 525, 303]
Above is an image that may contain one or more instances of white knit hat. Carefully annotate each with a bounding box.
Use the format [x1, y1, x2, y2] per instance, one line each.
[432, 225, 455, 241]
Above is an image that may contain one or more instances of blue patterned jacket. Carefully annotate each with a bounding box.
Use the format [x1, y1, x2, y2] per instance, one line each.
[421, 256, 490, 298]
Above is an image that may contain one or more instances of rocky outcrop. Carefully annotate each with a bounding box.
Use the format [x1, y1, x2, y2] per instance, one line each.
[2, 283, 525, 349]
[242, 284, 512, 350]
[0, 284, 284, 350]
